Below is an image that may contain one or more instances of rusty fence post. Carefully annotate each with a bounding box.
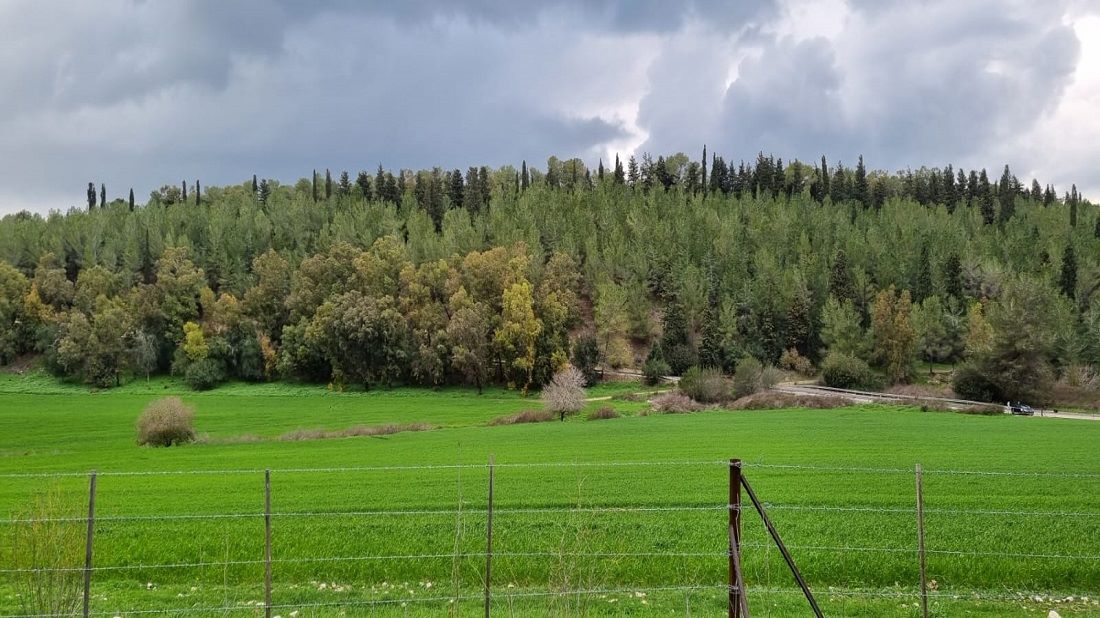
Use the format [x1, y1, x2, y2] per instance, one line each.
[916, 463, 929, 618]
[83, 471, 97, 618]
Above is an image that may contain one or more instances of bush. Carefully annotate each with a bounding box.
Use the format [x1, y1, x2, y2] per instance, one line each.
[643, 357, 671, 386]
[679, 366, 729, 403]
[587, 406, 620, 420]
[649, 392, 703, 413]
[137, 397, 196, 446]
[778, 348, 815, 376]
[488, 409, 556, 425]
[732, 356, 764, 399]
[761, 365, 783, 390]
[820, 352, 878, 390]
[570, 334, 601, 386]
[664, 343, 697, 376]
[7, 485, 83, 617]
[951, 362, 1002, 403]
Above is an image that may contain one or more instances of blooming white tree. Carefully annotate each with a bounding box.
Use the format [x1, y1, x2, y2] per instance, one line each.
[541, 366, 587, 421]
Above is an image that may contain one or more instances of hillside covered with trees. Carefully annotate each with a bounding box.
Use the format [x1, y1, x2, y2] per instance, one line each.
[0, 151, 1097, 405]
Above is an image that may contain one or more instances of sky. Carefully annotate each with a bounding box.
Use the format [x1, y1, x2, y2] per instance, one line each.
[0, 0, 1098, 214]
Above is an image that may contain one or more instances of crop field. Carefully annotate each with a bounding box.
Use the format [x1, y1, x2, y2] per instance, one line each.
[1, 374, 1099, 617]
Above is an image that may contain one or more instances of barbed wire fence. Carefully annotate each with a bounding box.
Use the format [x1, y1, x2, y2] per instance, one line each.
[1, 460, 1099, 617]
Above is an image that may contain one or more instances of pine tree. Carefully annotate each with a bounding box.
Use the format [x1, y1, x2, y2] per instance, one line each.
[978, 169, 995, 224]
[1030, 179, 1042, 202]
[855, 155, 869, 209]
[697, 262, 723, 368]
[627, 156, 639, 188]
[356, 171, 372, 200]
[448, 169, 464, 208]
[998, 165, 1015, 222]
[258, 179, 270, 205]
[829, 249, 856, 304]
[128, 188, 135, 212]
[87, 182, 97, 211]
[337, 171, 350, 197]
[1060, 244, 1077, 299]
[613, 155, 625, 185]
[597, 158, 604, 181]
[325, 169, 332, 199]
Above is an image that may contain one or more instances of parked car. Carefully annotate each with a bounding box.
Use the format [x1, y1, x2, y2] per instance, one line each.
[1007, 402, 1035, 416]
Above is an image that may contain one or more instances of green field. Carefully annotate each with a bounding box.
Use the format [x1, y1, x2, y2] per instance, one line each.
[2, 373, 1099, 617]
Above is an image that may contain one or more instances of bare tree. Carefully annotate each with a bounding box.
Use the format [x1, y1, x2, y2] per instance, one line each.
[541, 366, 587, 421]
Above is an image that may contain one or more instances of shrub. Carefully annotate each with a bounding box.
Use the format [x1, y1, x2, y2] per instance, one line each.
[820, 352, 878, 390]
[8, 485, 83, 618]
[728, 392, 854, 410]
[664, 343, 697, 376]
[951, 362, 1002, 403]
[779, 348, 814, 376]
[137, 397, 196, 447]
[643, 357, 671, 386]
[649, 392, 703, 413]
[183, 356, 226, 391]
[587, 406, 620, 420]
[488, 409, 556, 425]
[732, 356, 764, 399]
[761, 365, 783, 390]
[541, 366, 587, 420]
[678, 366, 729, 404]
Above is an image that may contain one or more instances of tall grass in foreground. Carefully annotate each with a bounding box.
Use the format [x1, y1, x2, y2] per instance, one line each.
[6, 485, 84, 617]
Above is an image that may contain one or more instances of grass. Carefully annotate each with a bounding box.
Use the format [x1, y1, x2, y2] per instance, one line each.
[1, 371, 1099, 616]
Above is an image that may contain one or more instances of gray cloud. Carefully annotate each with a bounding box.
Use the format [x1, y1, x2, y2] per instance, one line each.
[0, 0, 1095, 213]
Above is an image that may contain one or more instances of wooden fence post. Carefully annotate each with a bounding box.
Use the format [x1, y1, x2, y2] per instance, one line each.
[265, 469, 272, 618]
[83, 471, 97, 618]
[485, 456, 495, 618]
[916, 464, 929, 618]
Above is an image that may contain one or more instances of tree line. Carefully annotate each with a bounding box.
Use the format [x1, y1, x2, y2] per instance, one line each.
[0, 150, 1097, 403]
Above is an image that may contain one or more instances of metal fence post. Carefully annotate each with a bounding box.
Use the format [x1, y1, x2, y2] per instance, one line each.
[265, 469, 272, 618]
[83, 471, 97, 618]
[729, 459, 747, 618]
[916, 463, 929, 618]
[485, 456, 495, 618]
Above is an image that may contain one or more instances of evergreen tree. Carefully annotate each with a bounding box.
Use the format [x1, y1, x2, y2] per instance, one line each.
[660, 296, 695, 375]
[701, 145, 707, 196]
[855, 155, 869, 209]
[337, 171, 351, 197]
[375, 165, 385, 201]
[979, 169, 995, 224]
[252, 174, 258, 195]
[448, 169, 464, 208]
[1070, 184, 1079, 227]
[356, 171, 372, 200]
[181, 181, 187, 204]
[128, 188, 135, 212]
[99, 183, 106, 209]
[597, 158, 604, 181]
[1030, 179, 1042, 202]
[697, 262, 723, 368]
[520, 160, 529, 191]
[941, 253, 963, 301]
[87, 182, 97, 211]
[195, 180, 201, 206]
[258, 179, 270, 205]
[311, 169, 318, 202]
[627, 156, 639, 188]
[829, 249, 856, 304]
[325, 169, 332, 200]
[914, 243, 932, 302]
[998, 164, 1015, 222]
[786, 282, 813, 355]
[820, 155, 830, 200]
[1059, 244, 1077, 299]
[613, 155, 625, 185]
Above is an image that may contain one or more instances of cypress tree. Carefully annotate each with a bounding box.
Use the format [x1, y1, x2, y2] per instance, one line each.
[252, 174, 258, 194]
[128, 188, 135, 212]
[195, 180, 201, 206]
[820, 155, 830, 200]
[597, 158, 604, 181]
[181, 181, 187, 203]
[941, 253, 963, 301]
[701, 145, 708, 196]
[1060, 244, 1077, 299]
[311, 169, 317, 202]
[449, 169, 464, 208]
[1070, 184, 1079, 227]
[100, 183, 106, 208]
[914, 243, 932, 302]
[87, 182, 96, 211]
[375, 165, 385, 200]
[520, 160, 529, 191]
[325, 169, 332, 199]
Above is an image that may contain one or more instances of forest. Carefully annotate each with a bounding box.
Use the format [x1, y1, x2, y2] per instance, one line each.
[0, 151, 1097, 405]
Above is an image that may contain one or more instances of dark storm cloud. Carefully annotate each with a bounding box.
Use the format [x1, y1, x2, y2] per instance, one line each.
[0, 0, 1094, 213]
